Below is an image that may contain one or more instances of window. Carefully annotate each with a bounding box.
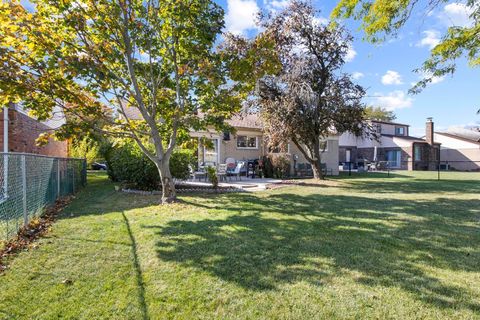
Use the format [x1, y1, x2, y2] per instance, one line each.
[269, 144, 289, 153]
[237, 136, 258, 149]
[414, 146, 422, 161]
[386, 150, 401, 168]
[375, 124, 382, 134]
[395, 127, 405, 136]
[319, 140, 328, 152]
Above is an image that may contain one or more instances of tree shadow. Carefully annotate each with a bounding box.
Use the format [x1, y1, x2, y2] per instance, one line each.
[148, 191, 480, 313]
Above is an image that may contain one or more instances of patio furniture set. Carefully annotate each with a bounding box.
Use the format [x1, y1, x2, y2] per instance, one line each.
[190, 159, 262, 182]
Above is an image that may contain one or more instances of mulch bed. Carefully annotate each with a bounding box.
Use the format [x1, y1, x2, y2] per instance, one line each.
[122, 184, 244, 195]
[0, 196, 74, 274]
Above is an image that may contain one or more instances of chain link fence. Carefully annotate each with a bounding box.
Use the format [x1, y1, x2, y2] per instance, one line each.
[340, 160, 480, 179]
[0, 153, 86, 243]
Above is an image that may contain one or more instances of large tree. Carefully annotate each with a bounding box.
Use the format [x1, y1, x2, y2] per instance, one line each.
[0, 0, 243, 203]
[332, 0, 480, 95]
[364, 106, 396, 122]
[235, 1, 367, 180]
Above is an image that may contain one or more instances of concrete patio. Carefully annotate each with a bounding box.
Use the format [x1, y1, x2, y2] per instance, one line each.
[178, 177, 283, 191]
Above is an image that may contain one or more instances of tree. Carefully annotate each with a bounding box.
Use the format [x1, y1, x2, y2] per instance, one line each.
[235, 1, 367, 180]
[0, 0, 243, 203]
[332, 0, 480, 95]
[364, 106, 396, 122]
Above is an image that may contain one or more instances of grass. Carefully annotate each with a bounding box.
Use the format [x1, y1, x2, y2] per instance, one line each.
[0, 171, 479, 319]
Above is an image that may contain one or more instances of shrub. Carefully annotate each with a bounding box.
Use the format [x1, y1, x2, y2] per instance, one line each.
[206, 166, 218, 189]
[170, 149, 196, 180]
[70, 137, 101, 166]
[106, 140, 195, 190]
[271, 155, 291, 179]
[261, 156, 274, 178]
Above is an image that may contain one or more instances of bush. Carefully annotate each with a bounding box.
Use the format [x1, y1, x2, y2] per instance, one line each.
[106, 140, 195, 190]
[70, 137, 101, 166]
[271, 155, 291, 179]
[206, 166, 218, 189]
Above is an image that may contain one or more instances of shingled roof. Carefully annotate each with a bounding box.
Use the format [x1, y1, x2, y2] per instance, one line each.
[226, 113, 263, 130]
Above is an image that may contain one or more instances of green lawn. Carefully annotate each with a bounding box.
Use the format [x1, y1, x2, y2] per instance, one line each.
[0, 171, 479, 319]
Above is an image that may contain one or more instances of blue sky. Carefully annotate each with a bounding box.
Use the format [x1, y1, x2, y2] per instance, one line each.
[20, 0, 480, 136]
[218, 0, 480, 136]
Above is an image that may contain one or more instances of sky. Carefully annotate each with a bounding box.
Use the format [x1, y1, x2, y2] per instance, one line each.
[19, 0, 480, 137]
[217, 0, 480, 137]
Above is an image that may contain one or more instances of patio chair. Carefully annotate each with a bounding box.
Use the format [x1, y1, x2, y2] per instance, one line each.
[228, 161, 245, 181]
[190, 165, 207, 181]
[217, 164, 228, 182]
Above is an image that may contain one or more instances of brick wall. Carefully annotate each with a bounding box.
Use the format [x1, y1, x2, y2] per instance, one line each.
[0, 108, 68, 157]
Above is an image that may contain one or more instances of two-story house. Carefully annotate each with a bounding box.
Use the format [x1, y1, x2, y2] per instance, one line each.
[339, 118, 440, 170]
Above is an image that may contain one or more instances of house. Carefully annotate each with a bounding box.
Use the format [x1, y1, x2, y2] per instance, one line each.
[0, 105, 68, 157]
[121, 107, 340, 176]
[429, 127, 480, 171]
[191, 114, 340, 176]
[339, 118, 441, 170]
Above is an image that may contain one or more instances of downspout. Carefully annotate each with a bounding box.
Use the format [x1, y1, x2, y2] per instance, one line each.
[3, 105, 8, 200]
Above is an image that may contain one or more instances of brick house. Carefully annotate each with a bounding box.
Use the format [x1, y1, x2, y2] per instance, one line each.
[339, 118, 440, 170]
[0, 105, 68, 157]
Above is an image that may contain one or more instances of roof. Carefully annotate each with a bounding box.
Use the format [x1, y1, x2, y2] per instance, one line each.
[383, 134, 441, 145]
[226, 114, 263, 130]
[436, 131, 480, 145]
[382, 134, 424, 141]
[368, 119, 410, 127]
[120, 106, 264, 130]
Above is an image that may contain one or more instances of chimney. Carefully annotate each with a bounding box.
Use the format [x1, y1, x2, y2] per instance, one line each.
[426, 117, 434, 145]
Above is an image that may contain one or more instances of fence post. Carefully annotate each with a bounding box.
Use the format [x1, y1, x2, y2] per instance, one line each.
[57, 159, 61, 197]
[21, 155, 28, 226]
[72, 160, 75, 193]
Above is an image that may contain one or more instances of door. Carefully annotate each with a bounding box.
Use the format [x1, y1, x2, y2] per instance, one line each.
[203, 139, 219, 165]
[386, 150, 401, 168]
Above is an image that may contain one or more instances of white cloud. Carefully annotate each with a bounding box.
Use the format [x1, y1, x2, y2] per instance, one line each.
[381, 70, 403, 85]
[440, 2, 474, 27]
[312, 16, 329, 26]
[352, 72, 364, 80]
[426, 73, 446, 84]
[225, 0, 260, 35]
[416, 30, 441, 49]
[264, 0, 289, 11]
[373, 91, 413, 110]
[345, 45, 357, 62]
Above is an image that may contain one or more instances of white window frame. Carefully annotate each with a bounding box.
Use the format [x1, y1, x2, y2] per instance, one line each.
[396, 127, 405, 136]
[269, 143, 290, 154]
[319, 140, 328, 152]
[236, 135, 259, 149]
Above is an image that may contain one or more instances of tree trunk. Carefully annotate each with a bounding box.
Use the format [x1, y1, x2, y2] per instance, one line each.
[312, 143, 324, 180]
[156, 159, 177, 204]
[312, 158, 324, 180]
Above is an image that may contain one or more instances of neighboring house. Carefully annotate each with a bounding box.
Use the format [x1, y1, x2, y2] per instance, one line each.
[428, 128, 480, 171]
[0, 105, 68, 157]
[121, 107, 340, 175]
[339, 118, 440, 170]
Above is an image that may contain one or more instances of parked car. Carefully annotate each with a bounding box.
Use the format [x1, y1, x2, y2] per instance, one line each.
[91, 162, 107, 170]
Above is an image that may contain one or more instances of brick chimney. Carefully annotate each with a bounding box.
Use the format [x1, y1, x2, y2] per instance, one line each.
[426, 117, 434, 145]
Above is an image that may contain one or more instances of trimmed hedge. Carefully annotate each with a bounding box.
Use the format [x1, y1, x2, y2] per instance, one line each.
[106, 140, 195, 190]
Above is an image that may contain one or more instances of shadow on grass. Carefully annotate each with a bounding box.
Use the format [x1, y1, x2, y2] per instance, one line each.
[149, 190, 480, 312]
[122, 211, 149, 320]
[332, 172, 480, 194]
